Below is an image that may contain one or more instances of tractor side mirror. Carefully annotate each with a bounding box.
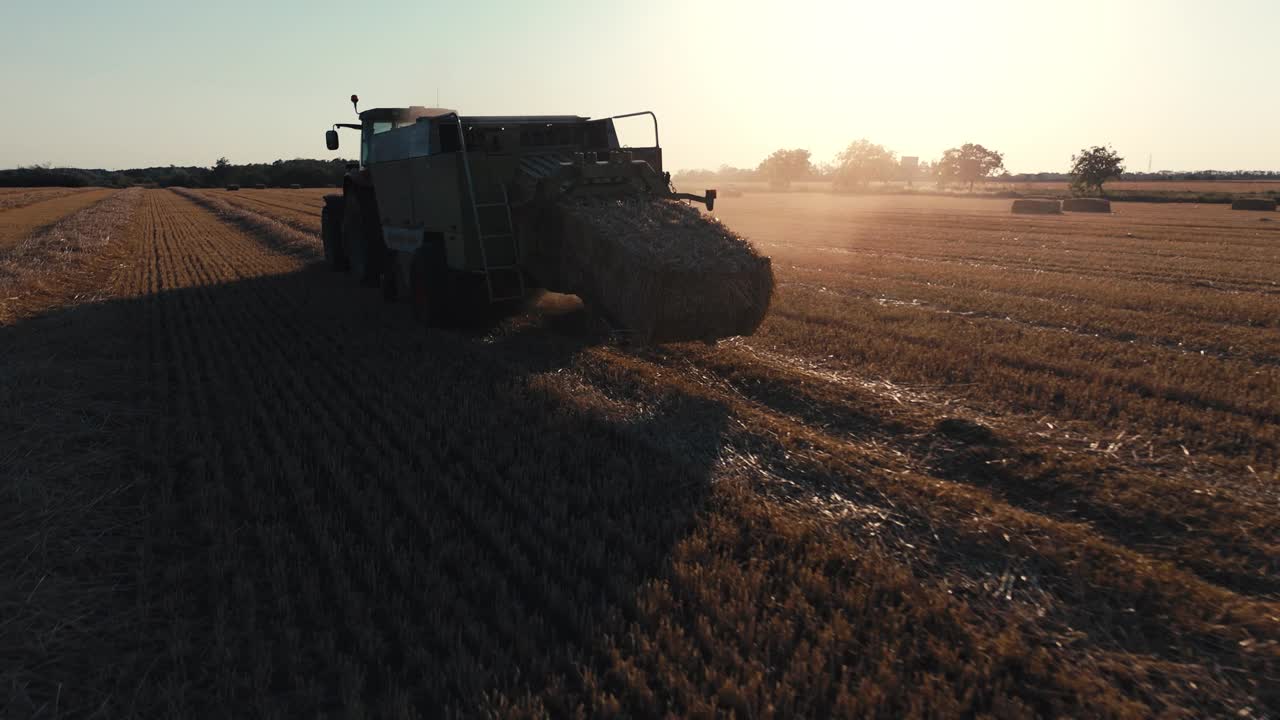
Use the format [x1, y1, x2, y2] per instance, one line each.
[325, 129, 339, 151]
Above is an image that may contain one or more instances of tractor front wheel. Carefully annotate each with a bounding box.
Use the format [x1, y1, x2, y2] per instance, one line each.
[381, 251, 399, 303]
[320, 196, 348, 271]
[343, 193, 383, 286]
[410, 242, 450, 327]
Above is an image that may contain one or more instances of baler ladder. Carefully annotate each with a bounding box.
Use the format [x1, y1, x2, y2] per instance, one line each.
[451, 116, 525, 303]
[472, 184, 525, 302]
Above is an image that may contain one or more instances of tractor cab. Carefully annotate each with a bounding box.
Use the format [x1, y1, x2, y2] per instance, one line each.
[325, 104, 455, 167]
[324, 96, 434, 163]
[326, 96, 661, 171]
[354, 107, 454, 167]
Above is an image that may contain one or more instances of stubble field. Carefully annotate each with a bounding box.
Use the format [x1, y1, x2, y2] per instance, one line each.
[2, 187, 1276, 718]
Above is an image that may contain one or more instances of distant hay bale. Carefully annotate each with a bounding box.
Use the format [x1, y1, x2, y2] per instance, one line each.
[226, 184, 240, 191]
[1011, 198, 1062, 215]
[1231, 197, 1277, 211]
[1062, 197, 1111, 213]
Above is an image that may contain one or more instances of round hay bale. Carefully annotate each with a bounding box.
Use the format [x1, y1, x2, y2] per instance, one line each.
[1231, 197, 1277, 211]
[1011, 198, 1062, 215]
[1062, 197, 1111, 213]
[226, 184, 240, 191]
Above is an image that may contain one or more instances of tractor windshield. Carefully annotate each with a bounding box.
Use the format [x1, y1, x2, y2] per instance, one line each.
[360, 122, 395, 166]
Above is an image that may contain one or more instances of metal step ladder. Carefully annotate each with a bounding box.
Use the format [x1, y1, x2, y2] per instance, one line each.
[451, 116, 526, 303]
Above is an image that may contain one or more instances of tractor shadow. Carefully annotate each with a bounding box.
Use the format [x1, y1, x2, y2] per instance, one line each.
[0, 262, 730, 716]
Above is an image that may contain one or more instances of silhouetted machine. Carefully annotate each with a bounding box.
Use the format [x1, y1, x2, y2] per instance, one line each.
[322, 95, 771, 342]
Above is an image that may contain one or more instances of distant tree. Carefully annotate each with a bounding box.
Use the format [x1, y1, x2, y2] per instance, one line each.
[1069, 146, 1125, 195]
[708, 164, 757, 181]
[163, 167, 195, 187]
[757, 149, 812, 190]
[211, 156, 232, 187]
[936, 144, 1005, 190]
[0, 157, 350, 189]
[832, 139, 897, 190]
[673, 168, 717, 186]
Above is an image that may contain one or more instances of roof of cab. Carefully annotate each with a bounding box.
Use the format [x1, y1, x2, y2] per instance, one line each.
[357, 107, 456, 123]
[358, 107, 589, 125]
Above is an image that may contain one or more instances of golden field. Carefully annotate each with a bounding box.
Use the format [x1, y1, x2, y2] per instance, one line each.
[2, 187, 1276, 718]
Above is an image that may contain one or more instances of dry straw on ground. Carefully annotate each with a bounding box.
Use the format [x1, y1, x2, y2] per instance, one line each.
[1062, 197, 1112, 213]
[175, 188, 320, 258]
[2, 188, 146, 715]
[1011, 198, 1062, 214]
[0, 188, 142, 322]
[7, 189, 1277, 717]
[0, 187, 84, 212]
[558, 198, 773, 343]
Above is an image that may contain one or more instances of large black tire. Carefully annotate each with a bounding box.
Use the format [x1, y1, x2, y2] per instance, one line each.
[381, 251, 399, 303]
[410, 242, 450, 327]
[342, 192, 383, 286]
[320, 196, 348, 271]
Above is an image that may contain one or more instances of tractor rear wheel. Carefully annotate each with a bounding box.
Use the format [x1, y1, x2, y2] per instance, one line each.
[343, 193, 383, 286]
[410, 243, 450, 327]
[320, 196, 348, 271]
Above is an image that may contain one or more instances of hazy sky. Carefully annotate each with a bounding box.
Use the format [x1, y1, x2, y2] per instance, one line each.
[2, 0, 1277, 173]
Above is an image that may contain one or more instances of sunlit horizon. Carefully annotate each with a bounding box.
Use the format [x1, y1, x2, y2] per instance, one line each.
[2, 0, 1277, 173]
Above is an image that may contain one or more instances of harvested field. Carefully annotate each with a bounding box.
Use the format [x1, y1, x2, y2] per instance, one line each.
[0, 188, 116, 252]
[2, 189, 1276, 718]
[0, 188, 143, 322]
[0, 187, 94, 211]
[198, 187, 326, 234]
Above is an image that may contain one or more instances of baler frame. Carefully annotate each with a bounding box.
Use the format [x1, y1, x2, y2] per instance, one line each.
[321, 99, 731, 334]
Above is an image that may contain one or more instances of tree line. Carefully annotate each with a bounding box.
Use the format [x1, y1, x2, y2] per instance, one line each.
[0, 157, 355, 189]
[741, 142, 1126, 195]
[679, 143, 1280, 196]
[6, 150, 1277, 194]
